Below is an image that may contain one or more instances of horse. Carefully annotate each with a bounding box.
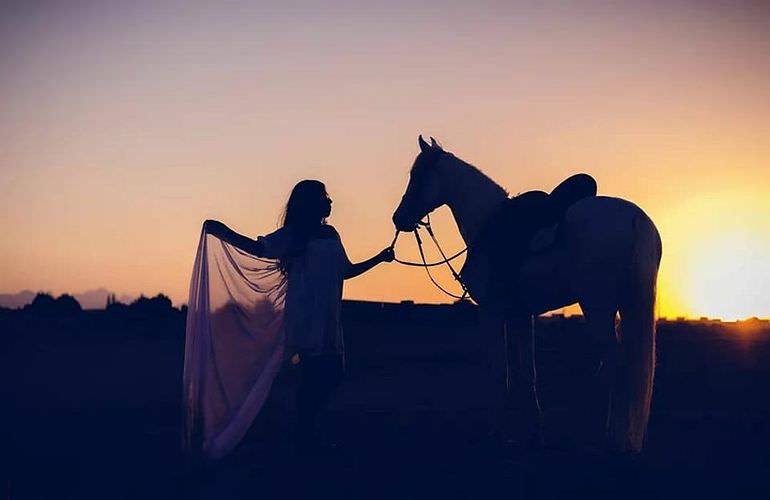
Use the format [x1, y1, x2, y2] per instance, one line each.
[392, 136, 662, 454]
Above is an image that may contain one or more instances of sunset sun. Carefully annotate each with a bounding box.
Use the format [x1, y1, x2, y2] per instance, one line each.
[657, 188, 770, 321]
[683, 231, 770, 321]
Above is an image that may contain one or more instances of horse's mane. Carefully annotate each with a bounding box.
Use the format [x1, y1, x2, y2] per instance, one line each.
[411, 150, 509, 198]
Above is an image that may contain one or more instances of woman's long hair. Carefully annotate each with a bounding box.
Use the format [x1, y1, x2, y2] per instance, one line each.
[277, 180, 328, 274]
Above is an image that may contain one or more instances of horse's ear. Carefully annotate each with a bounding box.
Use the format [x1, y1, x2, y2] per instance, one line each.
[418, 135, 431, 153]
[429, 137, 443, 151]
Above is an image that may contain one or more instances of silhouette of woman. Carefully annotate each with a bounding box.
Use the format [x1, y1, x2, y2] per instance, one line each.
[203, 180, 394, 451]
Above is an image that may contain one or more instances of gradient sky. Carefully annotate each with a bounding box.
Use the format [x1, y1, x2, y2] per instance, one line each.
[1, 0, 769, 319]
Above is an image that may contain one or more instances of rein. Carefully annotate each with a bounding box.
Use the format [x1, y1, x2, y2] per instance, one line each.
[390, 214, 470, 301]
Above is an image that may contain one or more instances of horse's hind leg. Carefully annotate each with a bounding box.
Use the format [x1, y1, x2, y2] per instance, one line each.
[582, 307, 620, 448]
[504, 312, 543, 447]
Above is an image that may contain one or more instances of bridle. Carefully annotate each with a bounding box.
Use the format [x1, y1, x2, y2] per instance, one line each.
[390, 213, 471, 301]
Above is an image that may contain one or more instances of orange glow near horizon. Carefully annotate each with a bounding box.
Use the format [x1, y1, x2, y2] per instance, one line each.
[656, 189, 770, 321]
[685, 233, 770, 321]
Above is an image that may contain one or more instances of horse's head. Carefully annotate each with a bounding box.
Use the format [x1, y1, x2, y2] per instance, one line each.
[392, 135, 449, 232]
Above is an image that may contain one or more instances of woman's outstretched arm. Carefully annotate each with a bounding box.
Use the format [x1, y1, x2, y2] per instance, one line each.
[344, 247, 394, 280]
[204, 220, 264, 256]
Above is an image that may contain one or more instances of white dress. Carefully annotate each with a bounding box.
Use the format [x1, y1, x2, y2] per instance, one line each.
[258, 225, 350, 356]
[183, 224, 349, 460]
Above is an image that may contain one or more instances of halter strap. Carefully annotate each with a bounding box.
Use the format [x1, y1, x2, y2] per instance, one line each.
[390, 215, 470, 301]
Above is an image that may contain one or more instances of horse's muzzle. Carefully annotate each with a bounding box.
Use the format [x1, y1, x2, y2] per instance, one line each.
[392, 213, 417, 232]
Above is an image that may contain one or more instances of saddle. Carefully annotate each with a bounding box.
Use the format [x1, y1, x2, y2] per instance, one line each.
[477, 173, 597, 256]
[475, 173, 597, 304]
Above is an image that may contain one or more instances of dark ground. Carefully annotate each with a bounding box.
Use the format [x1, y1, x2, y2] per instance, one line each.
[2, 303, 769, 499]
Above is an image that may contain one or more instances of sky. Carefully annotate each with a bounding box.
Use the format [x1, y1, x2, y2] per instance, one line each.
[1, 0, 769, 320]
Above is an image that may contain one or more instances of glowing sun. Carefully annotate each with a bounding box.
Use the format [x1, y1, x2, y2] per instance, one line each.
[684, 231, 770, 321]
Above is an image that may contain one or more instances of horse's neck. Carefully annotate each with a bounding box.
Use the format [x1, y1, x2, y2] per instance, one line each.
[441, 157, 507, 245]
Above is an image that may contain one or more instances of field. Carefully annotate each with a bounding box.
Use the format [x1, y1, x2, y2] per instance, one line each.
[2, 303, 770, 499]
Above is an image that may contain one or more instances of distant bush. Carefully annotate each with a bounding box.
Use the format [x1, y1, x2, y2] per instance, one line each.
[23, 292, 82, 316]
[106, 301, 129, 314]
[56, 294, 82, 314]
[129, 293, 175, 317]
[27, 293, 55, 311]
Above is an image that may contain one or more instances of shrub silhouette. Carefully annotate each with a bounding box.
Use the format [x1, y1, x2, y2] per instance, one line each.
[56, 294, 82, 314]
[23, 293, 81, 317]
[129, 294, 174, 316]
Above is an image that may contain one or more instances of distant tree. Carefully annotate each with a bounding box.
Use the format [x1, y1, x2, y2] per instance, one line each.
[55, 294, 82, 314]
[154, 293, 173, 309]
[22, 292, 81, 317]
[24, 292, 56, 315]
[129, 293, 174, 316]
[30, 292, 55, 308]
[106, 293, 128, 314]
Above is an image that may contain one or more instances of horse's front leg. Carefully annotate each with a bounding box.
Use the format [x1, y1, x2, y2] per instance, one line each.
[504, 312, 543, 447]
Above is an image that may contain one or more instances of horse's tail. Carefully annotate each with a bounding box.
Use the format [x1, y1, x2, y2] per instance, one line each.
[611, 211, 662, 453]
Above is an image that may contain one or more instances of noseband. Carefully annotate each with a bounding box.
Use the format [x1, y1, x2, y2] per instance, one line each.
[390, 214, 470, 300]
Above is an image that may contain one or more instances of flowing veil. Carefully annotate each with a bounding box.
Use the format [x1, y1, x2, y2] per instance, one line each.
[183, 227, 287, 460]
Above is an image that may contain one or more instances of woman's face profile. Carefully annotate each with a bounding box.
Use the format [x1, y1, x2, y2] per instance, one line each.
[321, 192, 332, 218]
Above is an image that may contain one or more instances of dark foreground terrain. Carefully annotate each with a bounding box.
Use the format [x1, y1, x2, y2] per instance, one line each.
[2, 302, 770, 499]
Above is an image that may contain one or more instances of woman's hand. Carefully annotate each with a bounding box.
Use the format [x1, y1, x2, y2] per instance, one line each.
[377, 247, 395, 263]
[345, 247, 395, 280]
[203, 219, 225, 236]
[203, 220, 264, 256]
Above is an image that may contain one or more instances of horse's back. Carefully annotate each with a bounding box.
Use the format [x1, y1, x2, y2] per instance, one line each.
[561, 196, 660, 280]
[564, 195, 656, 239]
[565, 195, 650, 226]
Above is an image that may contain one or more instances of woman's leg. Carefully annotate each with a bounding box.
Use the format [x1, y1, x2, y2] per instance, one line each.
[295, 354, 344, 448]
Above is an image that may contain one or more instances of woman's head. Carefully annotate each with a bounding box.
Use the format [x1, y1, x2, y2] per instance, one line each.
[277, 180, 332, 275]
[281, 180, 332, 229]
